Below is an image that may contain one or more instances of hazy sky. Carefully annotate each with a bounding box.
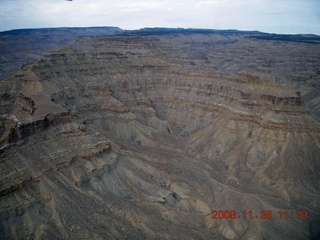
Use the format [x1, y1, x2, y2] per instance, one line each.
[0, 0, 319, 34]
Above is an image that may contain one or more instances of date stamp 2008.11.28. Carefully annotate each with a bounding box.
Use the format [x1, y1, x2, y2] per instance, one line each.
[212, 210, 309, 220]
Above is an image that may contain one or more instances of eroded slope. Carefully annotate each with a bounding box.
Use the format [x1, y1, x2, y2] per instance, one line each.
[0, 27, 122, 81]
[0, 31, 320, 239]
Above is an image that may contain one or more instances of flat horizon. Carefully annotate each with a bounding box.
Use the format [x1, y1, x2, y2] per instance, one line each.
[1, 26, 320, 37]
[0, 0, 319, 35]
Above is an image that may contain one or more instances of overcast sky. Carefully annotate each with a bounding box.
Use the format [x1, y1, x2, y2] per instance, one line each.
[0, 0, 319, 34]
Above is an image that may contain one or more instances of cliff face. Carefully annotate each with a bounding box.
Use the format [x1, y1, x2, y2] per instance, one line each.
[0, 27, 123, 81]
[0, 30, 320, 239]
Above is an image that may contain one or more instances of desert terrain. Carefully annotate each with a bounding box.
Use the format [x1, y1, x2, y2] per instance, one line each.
[0, 27, 320, 239]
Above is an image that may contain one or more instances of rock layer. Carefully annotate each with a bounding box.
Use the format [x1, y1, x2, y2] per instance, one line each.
[0, 29, 320, 239]
[0, 27, 122, 81]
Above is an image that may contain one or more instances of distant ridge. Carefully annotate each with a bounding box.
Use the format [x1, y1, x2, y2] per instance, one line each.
[247, 33, 320, 44]
[2, 26, 121, 34]
[1, 26, 320, 81]
[124, 27, 264, 35]
[123, 27, 320, 43]
[0, 27, 123, 80]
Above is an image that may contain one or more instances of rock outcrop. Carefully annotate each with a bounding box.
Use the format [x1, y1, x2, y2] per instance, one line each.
[0, 29, 320, 239]
[0, 27, 123, 81]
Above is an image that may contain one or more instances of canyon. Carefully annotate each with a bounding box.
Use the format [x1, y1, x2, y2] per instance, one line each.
[0, 28, 320, 239]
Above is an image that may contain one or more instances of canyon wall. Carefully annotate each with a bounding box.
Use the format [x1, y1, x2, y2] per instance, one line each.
[0, 27, 122, 81]
[0, 29, 320, 239]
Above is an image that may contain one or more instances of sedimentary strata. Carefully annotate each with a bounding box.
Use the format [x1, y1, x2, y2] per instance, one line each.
[0, 29, 319, 239]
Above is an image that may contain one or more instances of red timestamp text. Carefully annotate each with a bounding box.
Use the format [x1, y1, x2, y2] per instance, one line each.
[212, 210, 308, 220]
